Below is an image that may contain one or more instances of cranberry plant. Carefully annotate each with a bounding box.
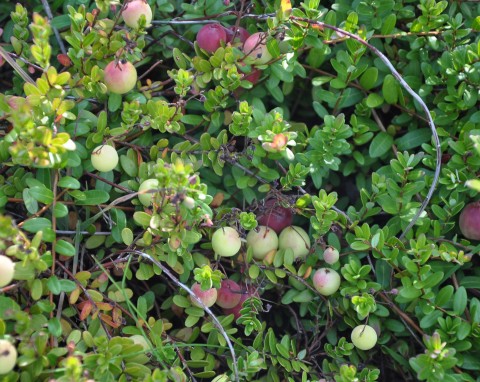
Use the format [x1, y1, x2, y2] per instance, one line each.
[0, 0, 479, 381]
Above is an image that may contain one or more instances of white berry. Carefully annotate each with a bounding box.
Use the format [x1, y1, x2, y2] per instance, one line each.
[91, 145, 119, 172]
[351, 324, 378, 350]
[0, 255, 15, 288]
[0, 340, 17, 374]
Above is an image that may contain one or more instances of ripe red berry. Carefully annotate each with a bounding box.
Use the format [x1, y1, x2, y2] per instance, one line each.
[225, 26, 250, 44]
[216, 279, 242, 309]
[222, 285, 258, 319]
[459, 202, 480, 240]
[104, 60, 137, 94]
[257, 199, 293, 234]
[243, 68, 261, 85]
[196, 24, 227, 53]
[237, 62, 262, 88]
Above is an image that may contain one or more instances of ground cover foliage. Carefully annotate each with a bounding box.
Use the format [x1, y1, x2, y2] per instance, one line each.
[0, 0, 479, 381]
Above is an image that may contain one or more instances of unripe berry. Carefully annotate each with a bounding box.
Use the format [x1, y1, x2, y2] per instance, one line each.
[91, 145, 119, 172]
[190, 282, 218, 308]
[182, 196, 195, 209]
[351, 324, 378, 350]
[243, 32, 272, 65]
[323, 247, 340, 264]
[0, 255, 15, 288]
[122, 0, 152, 29]
[0, 340, 17, 374]
[104, 60, 138, 94]
[212, 227, 241, 257]
[278, 226, 310, 259]
[313, 268, 341, 296]
[138, 179, 160, 206]
[246, 226, 279, 260]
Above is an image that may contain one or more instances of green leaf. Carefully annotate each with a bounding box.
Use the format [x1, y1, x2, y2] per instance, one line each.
[74, 190, 110, 205]
[435, 285, 454, 307]
[108, 93, 122, 112]
[366, 93, 384, 108]
[472, 16, 480, 31]
[193, 371, 216, 378]
[173, 295, 190, 308]
[185, 315, 200, 327]
[419, 310, 442, 329]
[48, 317, 62, 337]
[51, 15, 71, 29]
[85, 235, 106, 249]
[292, 289, 313, 303]
[381, 14, 396, 35]
[0, 190, 6, 208]
[266, 38, 280, 58]
[312, 101, 328, 118]
[58, 176, 80, 190]
[399, 286, 422, 300]
[133, 212, 151, 227]
[181, 114, 204, 125]
[182, 230, 202, 244]
[14, 261, 37, 280]
[53, 203, 69, 218]
[173, 48, 188, 69]
[31, 279, 43, 300]
[22, 218, 52, 233]
[47, 276, 77, 294]
[120, 155, 138, 177]
[369, 132, 393, 158]
[460, 276, 480, 289]
[122, 228, 134, 245]
[383, 74, 398, 104]
[249, 264, 260, 279]
[56, 239, 76, 257]
[453, 287, 467, 315]
[421, 271, 444, 289]
[29, 187, 54, 204]
[395, 128, 431, 151]
[359, 67, 378, 90]
[375, 260, 392, 288]
[330, 78, 346, 89]
[23, 189, 39, 214]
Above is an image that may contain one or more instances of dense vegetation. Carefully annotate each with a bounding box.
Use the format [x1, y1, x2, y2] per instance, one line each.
[0, 0, 479, 381]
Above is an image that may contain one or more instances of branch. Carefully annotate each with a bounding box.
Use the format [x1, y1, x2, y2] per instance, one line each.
[291, 17, 441, 240]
